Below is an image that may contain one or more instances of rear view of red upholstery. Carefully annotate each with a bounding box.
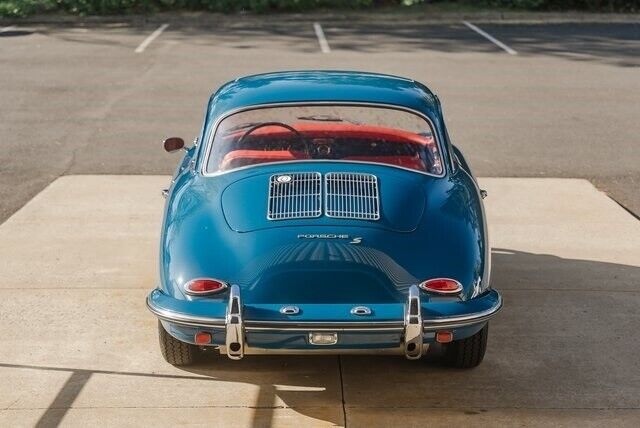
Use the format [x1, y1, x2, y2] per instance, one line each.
[343, 155, 425, 171]
[220, 150, 309, 170]
[218, 123, 436, 172]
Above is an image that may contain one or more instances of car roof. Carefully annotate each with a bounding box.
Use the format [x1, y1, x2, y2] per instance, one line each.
[205, 71, 441, 122]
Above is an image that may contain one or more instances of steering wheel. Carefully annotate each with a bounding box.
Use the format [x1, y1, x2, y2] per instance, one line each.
[237, 122, 310, 155]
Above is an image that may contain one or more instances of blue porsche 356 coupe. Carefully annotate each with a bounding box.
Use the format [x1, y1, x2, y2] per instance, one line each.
[147, 71, 502, 367]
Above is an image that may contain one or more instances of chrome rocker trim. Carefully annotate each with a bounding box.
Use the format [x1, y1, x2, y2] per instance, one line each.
[147, 287, 502, 360]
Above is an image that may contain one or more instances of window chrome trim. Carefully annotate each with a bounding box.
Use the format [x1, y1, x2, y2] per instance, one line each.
[200, 102, 447, 179]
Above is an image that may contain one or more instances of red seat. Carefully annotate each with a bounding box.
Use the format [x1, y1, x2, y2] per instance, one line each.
[343, 155, 425, 171]
[220, 150, 309, 170]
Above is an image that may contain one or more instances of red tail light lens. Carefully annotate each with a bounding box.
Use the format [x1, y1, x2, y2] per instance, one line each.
[436, 331, 454, 343]
[419, 278, 463, 295]
[194, 331, 212, 345]
[184, 278, 228, 295]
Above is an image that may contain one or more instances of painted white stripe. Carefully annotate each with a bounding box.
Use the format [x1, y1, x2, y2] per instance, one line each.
[462, 21, 517, 55]
[135, 23, 169, 53]
[313, 22, 331, 54]
[1, 26, 17, 33]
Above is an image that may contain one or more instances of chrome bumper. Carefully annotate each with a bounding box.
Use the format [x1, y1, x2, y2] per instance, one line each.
[147, 285, 502, 360]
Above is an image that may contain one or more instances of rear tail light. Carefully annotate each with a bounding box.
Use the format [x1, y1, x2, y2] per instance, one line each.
[184, 278, 228, 296]
[418, 278, 463, 295]
[195, 331, 212, 345]
[436, 331, 453, 343]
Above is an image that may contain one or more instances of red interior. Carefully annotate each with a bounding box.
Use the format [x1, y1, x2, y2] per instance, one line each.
[220, 150, 309, 170]
[219, 123, 434, 171]
[342, 155, 425, 171]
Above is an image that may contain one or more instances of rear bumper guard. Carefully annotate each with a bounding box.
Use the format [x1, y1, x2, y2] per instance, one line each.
[404, 285, 423, 359]
[225, 285, 244, 360]
[147, 286, 502, 360]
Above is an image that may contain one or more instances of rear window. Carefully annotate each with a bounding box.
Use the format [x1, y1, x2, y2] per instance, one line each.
[205, 105, 443, 175]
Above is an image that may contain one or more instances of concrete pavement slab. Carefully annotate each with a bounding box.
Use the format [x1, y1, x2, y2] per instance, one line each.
[0, 175, 638, 427]
[0, 407, 343, 428]
[482, 178, 640, 283]
[345, 408, 640, 428]
[0, 175, 166, 289]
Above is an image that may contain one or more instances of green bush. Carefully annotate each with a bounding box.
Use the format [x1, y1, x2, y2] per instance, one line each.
[477, 0, 639, 11]
[0, 0, 638, 17]
[0, 0, 56, 17]
[156, 0, 375, 13]
[0, 0, 378, 16]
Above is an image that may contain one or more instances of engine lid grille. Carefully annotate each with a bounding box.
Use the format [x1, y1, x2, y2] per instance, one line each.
[267, 172, 322, 220]
[325, 172, 380, 220]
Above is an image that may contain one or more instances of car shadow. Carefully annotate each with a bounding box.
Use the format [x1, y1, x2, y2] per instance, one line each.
[5, 248, 639, 427]
[184, 248, 640, 424]
[0, 29, 33, 37]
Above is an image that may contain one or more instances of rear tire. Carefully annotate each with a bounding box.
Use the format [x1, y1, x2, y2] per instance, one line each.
[158, 321, 198, 366]
[442, 323, 489, 369]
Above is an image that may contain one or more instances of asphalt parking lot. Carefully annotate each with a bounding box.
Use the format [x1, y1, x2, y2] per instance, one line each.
[0, 13, 639, 427]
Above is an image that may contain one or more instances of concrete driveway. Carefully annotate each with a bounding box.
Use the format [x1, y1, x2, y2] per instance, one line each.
[0, 175, 638, 427]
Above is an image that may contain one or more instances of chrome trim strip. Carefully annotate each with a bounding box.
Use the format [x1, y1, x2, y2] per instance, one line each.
[147, 292, 502, 332]
[146, 296, 226, 327]
[422, 294, 503, 331]
[246, 325, 403, 332]
[404, 285, 423, 359]
[218, 345, 422, 356]
[200, 102, 447, 179]
[245, 320, 403, 328]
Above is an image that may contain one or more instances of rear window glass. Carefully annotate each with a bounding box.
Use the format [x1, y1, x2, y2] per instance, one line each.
[205, 105, 443, 175]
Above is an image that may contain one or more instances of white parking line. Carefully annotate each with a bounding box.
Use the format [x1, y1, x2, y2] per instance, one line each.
[135, 23, 169, 53]
[462, 21, 517, 55]
[313, 22, 331, 54]
[1, 26, 17, 33]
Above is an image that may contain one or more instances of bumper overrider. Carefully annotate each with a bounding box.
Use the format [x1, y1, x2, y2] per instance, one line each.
[147, 285, 502, 360]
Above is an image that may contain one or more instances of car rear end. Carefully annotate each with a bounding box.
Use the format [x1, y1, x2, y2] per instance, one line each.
[148, 102, 501, 365]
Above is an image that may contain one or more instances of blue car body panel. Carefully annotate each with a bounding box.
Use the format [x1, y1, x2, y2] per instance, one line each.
[148, 71, 501, 357]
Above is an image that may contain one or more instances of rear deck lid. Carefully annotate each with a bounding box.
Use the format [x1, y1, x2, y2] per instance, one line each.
[221, 166, 427, 232]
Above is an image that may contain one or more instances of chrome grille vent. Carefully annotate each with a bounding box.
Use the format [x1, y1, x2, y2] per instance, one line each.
[325, 173, 380, 220]
[267, 173, 322, 220]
